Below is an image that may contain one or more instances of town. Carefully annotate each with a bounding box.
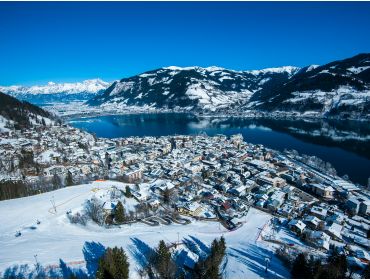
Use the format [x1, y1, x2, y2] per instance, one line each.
[1, 119, 369, 276]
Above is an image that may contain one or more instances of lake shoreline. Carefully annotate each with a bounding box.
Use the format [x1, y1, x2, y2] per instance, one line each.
[60, 108, 370, 122]
[68, 113, 370, 186]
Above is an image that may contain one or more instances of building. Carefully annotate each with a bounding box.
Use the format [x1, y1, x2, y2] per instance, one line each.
[359, 199, 370, 216]
[123, 169, 142, 183]
[346, 197, 361, 215]
[310, 206, 328, 220]
[310, 184, 335, 199]
[288, 219, 306, 234]
[256, 175, 286, 188]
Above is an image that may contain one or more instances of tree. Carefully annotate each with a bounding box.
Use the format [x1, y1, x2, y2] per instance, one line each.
[125, 186, 132, 198]
[96, 247, 129, 279]
[325, 249, 347, 279]
[362, 262, 370, 279]
[115, 201, 126, 224]
[154, 240, 176, 279]
[84, 197, 104, 225]
[219, 236, 226, 257]
[193, 237, 226, 279]
[52, 174, 62, 189]
[66, 172, 73, 186]
[291, 253, 311, 279]
[163, 188, 171, 204]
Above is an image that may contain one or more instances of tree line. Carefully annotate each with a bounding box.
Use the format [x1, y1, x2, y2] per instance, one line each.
[291, 249, 370, 279]
[95, 237, 227, 279]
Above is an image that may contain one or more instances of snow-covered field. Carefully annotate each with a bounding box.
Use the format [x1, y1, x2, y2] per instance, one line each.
[0, 181, 290, 278]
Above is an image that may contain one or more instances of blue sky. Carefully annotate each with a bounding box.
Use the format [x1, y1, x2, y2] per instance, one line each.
[0, 1, 369, 86]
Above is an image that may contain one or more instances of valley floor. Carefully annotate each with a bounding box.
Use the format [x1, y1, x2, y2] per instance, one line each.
[0, 181, 290, 279]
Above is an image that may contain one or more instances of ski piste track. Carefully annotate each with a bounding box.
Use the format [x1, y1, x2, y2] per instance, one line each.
[47, 182, 110, 214]
[48, 191, 90, 215]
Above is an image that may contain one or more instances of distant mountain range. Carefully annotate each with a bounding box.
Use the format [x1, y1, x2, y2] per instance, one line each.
[2, 53, 370, 119]
[0, 79, 109, 95]
[88, 53, 370, 119]
[0, 79, 110, 106]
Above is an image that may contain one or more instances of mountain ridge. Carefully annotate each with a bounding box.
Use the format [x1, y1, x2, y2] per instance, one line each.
[88, 53, 370, 119]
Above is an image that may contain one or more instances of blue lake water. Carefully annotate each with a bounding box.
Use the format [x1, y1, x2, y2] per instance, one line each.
[69, 113, 370, 186]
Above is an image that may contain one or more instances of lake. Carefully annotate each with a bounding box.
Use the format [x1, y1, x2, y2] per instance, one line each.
[68, 113, 370, 186]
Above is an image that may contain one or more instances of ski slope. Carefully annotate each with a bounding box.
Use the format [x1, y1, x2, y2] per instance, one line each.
[0, 181, 290, 278]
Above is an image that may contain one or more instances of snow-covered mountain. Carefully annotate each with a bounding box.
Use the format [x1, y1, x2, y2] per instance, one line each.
[88, 65, 300, 112]
[0, 79, 111, 106]
[0, 79, 110, 95]
[88, 53, 370, 119]
[250, 53, 370, 118]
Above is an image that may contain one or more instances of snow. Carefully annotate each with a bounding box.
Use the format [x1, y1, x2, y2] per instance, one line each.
[0, 79, 110, 95]
[0, 181, 290, 279]
[164, 65, 299, 77]
[186, 84, 211, 104]
[0, 115, 11, 132]
[284, 86, 370, 115]
[347, 66, 370, 74]
[306, 65, 320, 72]
[258, 78, 271, 85]
[35, 150, 61, 164]
[248, 66, 300, 76]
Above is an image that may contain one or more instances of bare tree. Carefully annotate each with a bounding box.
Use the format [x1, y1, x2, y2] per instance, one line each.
[84, 197, 105, 225]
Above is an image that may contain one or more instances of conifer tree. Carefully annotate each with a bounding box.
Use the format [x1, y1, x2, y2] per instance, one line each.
[155, 240, 176, 278]
[291, 253, 311, 279]
[163, 188, 171, 204]
[96, 247, 129, 279]
[125, 186, 132, 198]
[193, 237, 226, 279]
[362, 262, 370, 279]
[115, 201, 126, 224]
[325, 249, 347, 278]
[66, 172, 73, 186]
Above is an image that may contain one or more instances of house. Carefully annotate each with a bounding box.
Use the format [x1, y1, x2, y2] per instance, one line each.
[288, 219, 306, 234]
[266, 191, 286, 211]
[346, 197, 361, 215]
[178, 202, 203, 216]
[304, 215, 322, 230]
[359, 199, 370, 216]
[278, 203, 294, 217]
[221, 201, 232, 211]
[310, 206, 328, 219]
[255, 199, 266, 208]
[325, 223, 343, 241]
[256, 175, 286, 188]
[123, 168, 142, 183]
[306, 230, 331, 251]
[227, 185, 246, 197]
[310, 184, 335, 199]
[327, 212, 346, 225]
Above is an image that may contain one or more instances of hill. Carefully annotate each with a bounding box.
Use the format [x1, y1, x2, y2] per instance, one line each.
[0, 91, 55, 131]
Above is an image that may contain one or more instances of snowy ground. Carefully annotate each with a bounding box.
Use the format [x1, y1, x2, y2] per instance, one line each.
[0, 181, 290, 279]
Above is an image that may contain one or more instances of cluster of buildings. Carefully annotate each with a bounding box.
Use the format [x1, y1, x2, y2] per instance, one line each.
[1, 121, 369, 265]
[102, 133, 369, 259]
[0, 124, 110, 187]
